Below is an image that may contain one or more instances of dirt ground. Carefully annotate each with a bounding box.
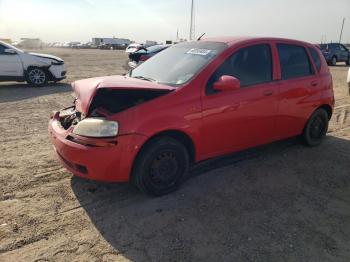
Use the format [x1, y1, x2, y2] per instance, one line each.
[0, 48, 349, 262]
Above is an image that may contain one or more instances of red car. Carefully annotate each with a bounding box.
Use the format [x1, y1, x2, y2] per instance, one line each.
[49, 36, 334, 196]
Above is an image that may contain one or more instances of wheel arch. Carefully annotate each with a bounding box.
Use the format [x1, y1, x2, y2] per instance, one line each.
[317, 104, 333, 120]
[302, 104, 333, 134]
[135, 129, 196, 164]
[25, 65, 54, 81]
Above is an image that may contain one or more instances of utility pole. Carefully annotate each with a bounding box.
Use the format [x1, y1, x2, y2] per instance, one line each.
[339, 18, 345, 43]
[189, 0, 195, 40]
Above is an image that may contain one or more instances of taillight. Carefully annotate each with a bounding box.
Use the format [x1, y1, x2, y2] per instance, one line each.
[139, 55, 149, 62]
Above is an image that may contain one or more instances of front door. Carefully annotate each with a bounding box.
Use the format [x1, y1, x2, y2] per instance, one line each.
[339, 44, 349, 62]
[200, 43, 279, 158]
[0, 44, 23, 77]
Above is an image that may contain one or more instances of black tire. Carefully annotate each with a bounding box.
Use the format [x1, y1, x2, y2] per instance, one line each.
[132, 136, 190, 196]
[331, 56, 337, 66]
[302, 108, 329, 147]
[26, 67, 48, 86]
[346, 56, 350, 66]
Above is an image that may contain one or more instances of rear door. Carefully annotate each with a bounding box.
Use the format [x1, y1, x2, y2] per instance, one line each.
[339, 44, 349, 62]
[200, 43, 280, 158]
[0, 44, 23, 77]
[275, 43, 319, 138]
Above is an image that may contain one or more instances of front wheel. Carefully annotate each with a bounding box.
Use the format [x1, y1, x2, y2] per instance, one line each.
[331, 56, 337, 66]
[27, 68, 48, 86]
[346, 56, 350, 66]
[301, 108, 329, 147]
[132, 137, 190, 196]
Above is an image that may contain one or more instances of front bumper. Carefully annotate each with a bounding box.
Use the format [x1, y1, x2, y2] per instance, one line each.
[49, 64, 67, 81]
[48, 115, 146, 182]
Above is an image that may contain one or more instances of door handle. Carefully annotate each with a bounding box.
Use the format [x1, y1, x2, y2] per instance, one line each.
[311, 80, 319, 87]
[263, 90, 273, 96]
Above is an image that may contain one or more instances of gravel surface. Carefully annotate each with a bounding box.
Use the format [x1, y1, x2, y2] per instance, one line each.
[0, 48, 349, 262]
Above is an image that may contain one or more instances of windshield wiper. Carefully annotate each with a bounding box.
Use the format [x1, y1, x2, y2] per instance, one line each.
[133, 76, 157, 82]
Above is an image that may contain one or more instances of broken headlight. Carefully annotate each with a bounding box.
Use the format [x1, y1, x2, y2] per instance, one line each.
[72, 117, 119, 138]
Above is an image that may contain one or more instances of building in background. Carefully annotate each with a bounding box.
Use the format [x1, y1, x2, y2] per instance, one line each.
[17, 38, 43, 49]
[0, 38, 11, 44]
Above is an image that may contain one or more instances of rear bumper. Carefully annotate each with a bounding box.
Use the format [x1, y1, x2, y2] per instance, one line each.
[48, 117, 146, 182]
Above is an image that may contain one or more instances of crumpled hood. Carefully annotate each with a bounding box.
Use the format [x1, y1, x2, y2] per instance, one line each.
[29, 52, 64, 63]
[72, 75, 175, 114]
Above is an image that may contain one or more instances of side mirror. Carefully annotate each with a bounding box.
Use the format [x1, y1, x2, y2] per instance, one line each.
[4, 49, 17, 55]
[213, 75, 240, 92]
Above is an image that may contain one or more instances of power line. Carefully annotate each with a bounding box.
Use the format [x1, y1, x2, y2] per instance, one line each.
[339, 18, 345, 43]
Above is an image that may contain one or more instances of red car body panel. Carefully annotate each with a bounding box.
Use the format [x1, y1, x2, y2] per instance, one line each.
[49, 37, 334, 182]
[72, 75, 175, 114]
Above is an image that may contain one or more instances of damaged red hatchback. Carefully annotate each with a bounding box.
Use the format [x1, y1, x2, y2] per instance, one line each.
[49, 37, 334, 196]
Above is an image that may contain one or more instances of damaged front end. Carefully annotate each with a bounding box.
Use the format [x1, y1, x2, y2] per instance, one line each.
[88, 88, 171, 115]
[53, 75, 175, 135]
[56, 106, 82, 130]
[55, 87, 172, 132]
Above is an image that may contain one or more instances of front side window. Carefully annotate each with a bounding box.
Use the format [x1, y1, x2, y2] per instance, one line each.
[277, 44, 313, 80]
[0, 44, 6, 54]
[309, 47, 321, 72]
[330, 44, 340, 51]
[206, 44, 273, 93]
[340, 45, 347, 51]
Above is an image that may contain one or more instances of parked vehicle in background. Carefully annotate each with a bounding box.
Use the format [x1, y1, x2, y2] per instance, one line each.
[347, 67, 350, 95]
[49, 36, 334, 196]
[0, 41, 66, 86]
[92, 37, 131, 48]
[125, 43, 143, 53]
[319, 43, 350, 66]
[99, 43, 128, 50]
[128, 44, 170, 69]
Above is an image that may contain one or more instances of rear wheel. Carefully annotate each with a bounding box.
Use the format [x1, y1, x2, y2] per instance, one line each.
[132, 137, 190, 196]
[302, 108, 329, 147]
[27, 67, 48, 86]
[346, 56, 350, 66]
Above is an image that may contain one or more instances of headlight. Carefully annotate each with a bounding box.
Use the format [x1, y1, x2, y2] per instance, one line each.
[51, 60, 63, 65]
[72, 118, 119, 137]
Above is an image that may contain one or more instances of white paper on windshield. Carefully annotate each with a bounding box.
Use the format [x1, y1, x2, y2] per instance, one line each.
[187, 48, 212, 56]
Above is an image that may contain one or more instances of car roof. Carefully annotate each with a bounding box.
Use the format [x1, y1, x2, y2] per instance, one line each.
[200, 36, 312, 47]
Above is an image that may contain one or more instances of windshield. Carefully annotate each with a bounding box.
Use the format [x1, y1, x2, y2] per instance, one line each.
[0, 41, 24, 53]
[130, 41, 227, 86]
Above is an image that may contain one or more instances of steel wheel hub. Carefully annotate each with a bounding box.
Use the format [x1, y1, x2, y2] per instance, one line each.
[150, 151, 179, 185]
[310, 116, 324, 140]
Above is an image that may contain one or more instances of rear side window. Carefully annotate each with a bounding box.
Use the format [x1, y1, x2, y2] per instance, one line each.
[309, 47, 321, 72]
[277, 44, 313, 80]
[206, 44, 272, 93]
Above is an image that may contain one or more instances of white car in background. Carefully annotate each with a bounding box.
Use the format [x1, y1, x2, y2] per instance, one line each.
[347, 67, 350, 95]
[125, 43, 143, 53]
[0, 41, 66, 86]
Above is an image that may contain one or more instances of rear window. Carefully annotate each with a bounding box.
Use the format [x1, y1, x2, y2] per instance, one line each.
[277, 44, 313, 80]
[309, 47, 321, 72]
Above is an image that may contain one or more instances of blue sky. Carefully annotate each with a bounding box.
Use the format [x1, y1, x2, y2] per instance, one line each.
[0, 0, 349, 43]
